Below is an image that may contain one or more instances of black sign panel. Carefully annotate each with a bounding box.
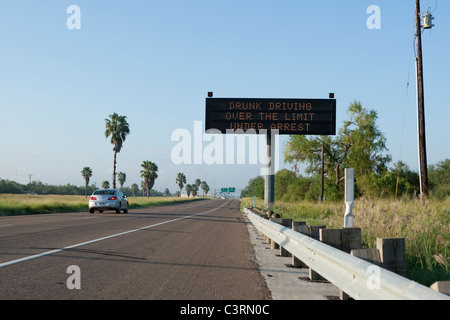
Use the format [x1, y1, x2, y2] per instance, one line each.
[205, 98, 336, 135]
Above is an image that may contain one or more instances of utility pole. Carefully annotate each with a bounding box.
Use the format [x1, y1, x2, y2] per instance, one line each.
[415, 0, 429, 198]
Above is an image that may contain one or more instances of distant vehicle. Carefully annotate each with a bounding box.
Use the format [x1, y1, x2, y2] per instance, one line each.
[89, 189, 128, 214]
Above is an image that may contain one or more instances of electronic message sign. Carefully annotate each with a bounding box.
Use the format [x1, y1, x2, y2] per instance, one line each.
[205, 98, 336, 135]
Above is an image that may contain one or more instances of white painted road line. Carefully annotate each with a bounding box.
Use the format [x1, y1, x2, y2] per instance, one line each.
[0, 200, 230, 269]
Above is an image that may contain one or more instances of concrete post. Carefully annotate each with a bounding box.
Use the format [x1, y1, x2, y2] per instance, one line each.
[344, 168, 354, 228]
[264, 133, 275, 209]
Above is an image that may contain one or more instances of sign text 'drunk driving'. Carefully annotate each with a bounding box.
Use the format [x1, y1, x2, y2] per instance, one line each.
[205, 98, 336, 135]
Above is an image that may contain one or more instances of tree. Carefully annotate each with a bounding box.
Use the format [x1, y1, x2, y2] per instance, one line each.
[140, 180, 146, 197]
[163, 188, 170, 197]
[284, 135, 330, 178]
[201, 181, 210, 197]
[185, 184, 192, 197]
[428, 159, 450, 188]
[191, 184, 198, 197]
[428, 158, 450, 198]
[176, 173, 186, 197]
[102, 180, 110, 189]
[340, 101, 391, 178]
[105, 113, 130, 189]
[390, 161, 419, 196]
[118, 172, 126, 190]
[195, 179, 201, 190]
[284, 101, 391, 197]
[81, 167, 93, 198]
[130, 183, 139, 197]
[245, 176, 265, 199]
[274, 169, 296, 201]
[140, 160, 158, 198]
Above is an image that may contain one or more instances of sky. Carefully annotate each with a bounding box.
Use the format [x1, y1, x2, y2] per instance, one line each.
[0, 0, 449, 194]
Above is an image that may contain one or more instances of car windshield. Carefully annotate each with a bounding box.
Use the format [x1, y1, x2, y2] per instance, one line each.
[93, 190, 116, 195]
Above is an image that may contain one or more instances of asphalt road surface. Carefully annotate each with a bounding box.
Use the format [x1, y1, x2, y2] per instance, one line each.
[0, 199, 270, 300]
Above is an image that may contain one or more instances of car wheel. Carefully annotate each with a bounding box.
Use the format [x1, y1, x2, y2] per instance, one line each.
[89, 209, 95, 214]
[123, 204, 128, 214]
[99, 210, 103, 213]
[116, 204, 121, 213]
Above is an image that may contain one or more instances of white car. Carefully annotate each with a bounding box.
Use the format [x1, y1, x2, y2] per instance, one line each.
[89, 189, 129, 214]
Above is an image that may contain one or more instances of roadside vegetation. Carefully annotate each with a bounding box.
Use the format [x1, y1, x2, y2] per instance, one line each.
[0, 194, 203, 216]
[241, 101, 449, 287]
[242, 196, 449, 287]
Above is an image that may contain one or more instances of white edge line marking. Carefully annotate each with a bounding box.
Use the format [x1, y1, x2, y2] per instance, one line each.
[0, 200, 231, 269]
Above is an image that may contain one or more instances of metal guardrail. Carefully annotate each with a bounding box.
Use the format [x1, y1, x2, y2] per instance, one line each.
[244, 208, 449, 300]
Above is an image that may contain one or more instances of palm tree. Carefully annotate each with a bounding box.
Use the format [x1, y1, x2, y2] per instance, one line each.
[201, 181, 210, 197]
[104, 113, 130, 189]
[195, 179, 201, 190]
[176, 173, 186, 197]
[81, 167, 93, 198]
[191, 184, 198, 197]
[141, 180, 146, 197]
[185, 184, 192, 197]
[102, 180, 110, 189]
[118, 172, 126, 189]
[140, 160, 158, 198]
[130, 183, 139, 197]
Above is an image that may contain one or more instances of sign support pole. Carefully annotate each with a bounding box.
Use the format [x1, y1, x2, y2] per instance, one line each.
[264, 131, 275, 209]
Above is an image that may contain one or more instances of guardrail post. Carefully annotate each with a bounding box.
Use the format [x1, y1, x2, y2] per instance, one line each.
[279, 219, 293, 257]
[344, 248, 382, 300]
[342, 227, 362, 253]
[264, 234, 270, 244]
[292, 221, 308, 268]
[244, 208, 450, 300]
[319, 229, 342, 250]
[319, 228, 360, 299]
[339, 227, 362, 299]
[377, 238, 406, 276]
[308, 226, 326, 281]
[269, 217, 281, 249]
[309, 225, 326, 240]
[313, 229, 342, 282]
[351, 248, 382, 266]
[430, 282, 450, 296]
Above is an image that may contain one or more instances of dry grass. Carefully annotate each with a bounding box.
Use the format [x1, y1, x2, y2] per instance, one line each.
[242, 196, 450, 286]
[0, 194, 202, 216]
[348, 197, 449, 285]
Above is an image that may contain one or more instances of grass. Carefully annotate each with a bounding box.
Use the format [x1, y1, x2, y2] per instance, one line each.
[0, 194, 204, 216]
[241, 196, 450, 287]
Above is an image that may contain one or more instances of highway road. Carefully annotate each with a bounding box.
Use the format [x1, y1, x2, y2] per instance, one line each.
[0, 199, 270, 300]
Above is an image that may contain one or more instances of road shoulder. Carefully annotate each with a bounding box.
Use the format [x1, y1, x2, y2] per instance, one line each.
[244, 213, 340, 300]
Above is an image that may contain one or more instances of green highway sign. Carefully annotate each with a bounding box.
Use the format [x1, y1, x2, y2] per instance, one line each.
[229, 187, 236, 193]
[221, 188, 228, 193]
